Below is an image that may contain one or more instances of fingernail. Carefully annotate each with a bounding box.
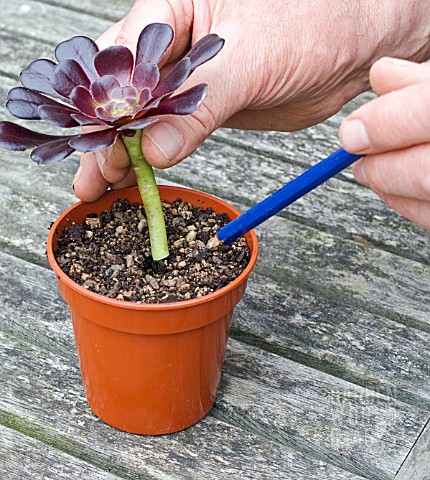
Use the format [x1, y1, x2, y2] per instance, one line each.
[352, 160, 368, 186]
[339, 119, 370, 153]
[73, 165, 82, 188]
[383, 57, 414, 67]
[145, 122, 184, 162]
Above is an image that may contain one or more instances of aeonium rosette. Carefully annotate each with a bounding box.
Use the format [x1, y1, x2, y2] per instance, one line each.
[0, 23, 224, 261]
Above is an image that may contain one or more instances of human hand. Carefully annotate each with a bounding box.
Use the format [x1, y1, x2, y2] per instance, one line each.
[73, 0, 430, 201]
[339, 57, 430, 230]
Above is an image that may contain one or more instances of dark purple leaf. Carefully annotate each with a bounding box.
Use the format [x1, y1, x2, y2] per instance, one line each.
[185, 34, 224, 69]
[31, 137, 75, 164]
[137, 88, 151, 108]
[51, 59, 91, 98]
[152, 57, 191, 98]
[71, 114, 107, 126]
[94, 46, 133, 86]
[124, 98, 137, 108]
[117, 117, 158, 131]
[38, 105, 80, 128]
[0, 121, 65, 151]
[132, 63, 159, 91]
[151, 84, 207, 116]
[6, 87, 59, 120]
[136, 23, 173, 66]
[95, 106, 114, 122]
[70, 86, 97, 117]
[90, 76, 120, 104]
[110, 86, 138, 101]
[19, 59, 68, 101]
[144, 96, 162, 110]
[69, 128, 119, 152]
[130, 89, 155, 119]
[55, 36, 99, 81]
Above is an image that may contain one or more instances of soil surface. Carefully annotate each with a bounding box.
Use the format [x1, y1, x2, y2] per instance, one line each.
[55, 198, 250, 303]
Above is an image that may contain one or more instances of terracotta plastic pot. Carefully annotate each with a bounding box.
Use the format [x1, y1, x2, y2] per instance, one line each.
[47, 185, 258, 435]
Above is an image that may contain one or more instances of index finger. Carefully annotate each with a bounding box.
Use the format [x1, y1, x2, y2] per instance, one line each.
[339, 80, 430, 154]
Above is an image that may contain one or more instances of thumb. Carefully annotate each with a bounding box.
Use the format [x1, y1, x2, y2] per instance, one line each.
[141, 43, 249, 169]
[113, 0, 241, 169]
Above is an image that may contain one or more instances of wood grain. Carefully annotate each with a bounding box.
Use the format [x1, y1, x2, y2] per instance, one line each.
[35, 0, 133, 22]
[0, 0, 110, 44]
[234, 272, 430, 410]
[0, 252, 428, 479]
[0, 425, 123, 480]
[396, 419, 430, 480]
[0, 329, 367, 480]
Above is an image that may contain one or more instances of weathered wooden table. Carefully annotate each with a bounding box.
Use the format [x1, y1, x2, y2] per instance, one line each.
[1, 1, 429, 479]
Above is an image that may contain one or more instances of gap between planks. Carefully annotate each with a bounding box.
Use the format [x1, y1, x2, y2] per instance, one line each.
[395, 417, 430, 480]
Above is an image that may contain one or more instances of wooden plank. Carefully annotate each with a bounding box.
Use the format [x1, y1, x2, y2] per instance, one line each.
[212, 91, 377, 171]
[253, 215, 430, 329]
[34, 0, 133, 22]
[0, 251, 76, 357]
[396, 419, 430, 480]
[0, 425, 122, 480]
[0, 165, 76, 263]
[0, 0, 111, 44]
[0, 253, 427, 479]
[234, 271, 430, 410]
[0, 33, 54, 80]
[0, 330, 367, 480]
[217, 341, 429, 480]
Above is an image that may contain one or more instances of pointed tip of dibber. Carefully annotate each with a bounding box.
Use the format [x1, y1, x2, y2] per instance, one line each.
[206, 235, 223, 250]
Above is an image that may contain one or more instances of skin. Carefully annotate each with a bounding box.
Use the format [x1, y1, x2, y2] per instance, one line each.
[73, 0, 430, 229]
[339, 57, 430, 230]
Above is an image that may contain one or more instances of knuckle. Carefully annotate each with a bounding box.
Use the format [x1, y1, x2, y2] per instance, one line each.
[365, 156, 386, 192]
[188, 100, 218, 136]
[416, 147, 430, 199]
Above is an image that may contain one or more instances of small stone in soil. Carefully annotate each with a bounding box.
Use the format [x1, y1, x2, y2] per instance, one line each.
[55, 198, 250, 304]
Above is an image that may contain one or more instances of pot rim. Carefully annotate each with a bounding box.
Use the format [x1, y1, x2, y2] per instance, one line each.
[47, 185, 258, 311]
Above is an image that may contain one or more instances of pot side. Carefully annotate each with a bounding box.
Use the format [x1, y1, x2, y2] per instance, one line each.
[47, 185, 258, 435]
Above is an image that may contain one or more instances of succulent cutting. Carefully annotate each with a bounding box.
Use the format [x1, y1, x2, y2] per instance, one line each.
[0, 23, 224, 260]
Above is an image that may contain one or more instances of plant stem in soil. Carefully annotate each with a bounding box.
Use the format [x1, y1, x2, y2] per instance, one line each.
[122, 130, 169, 261]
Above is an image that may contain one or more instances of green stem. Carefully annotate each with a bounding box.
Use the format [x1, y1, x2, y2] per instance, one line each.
[122, 130, 169, 261]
